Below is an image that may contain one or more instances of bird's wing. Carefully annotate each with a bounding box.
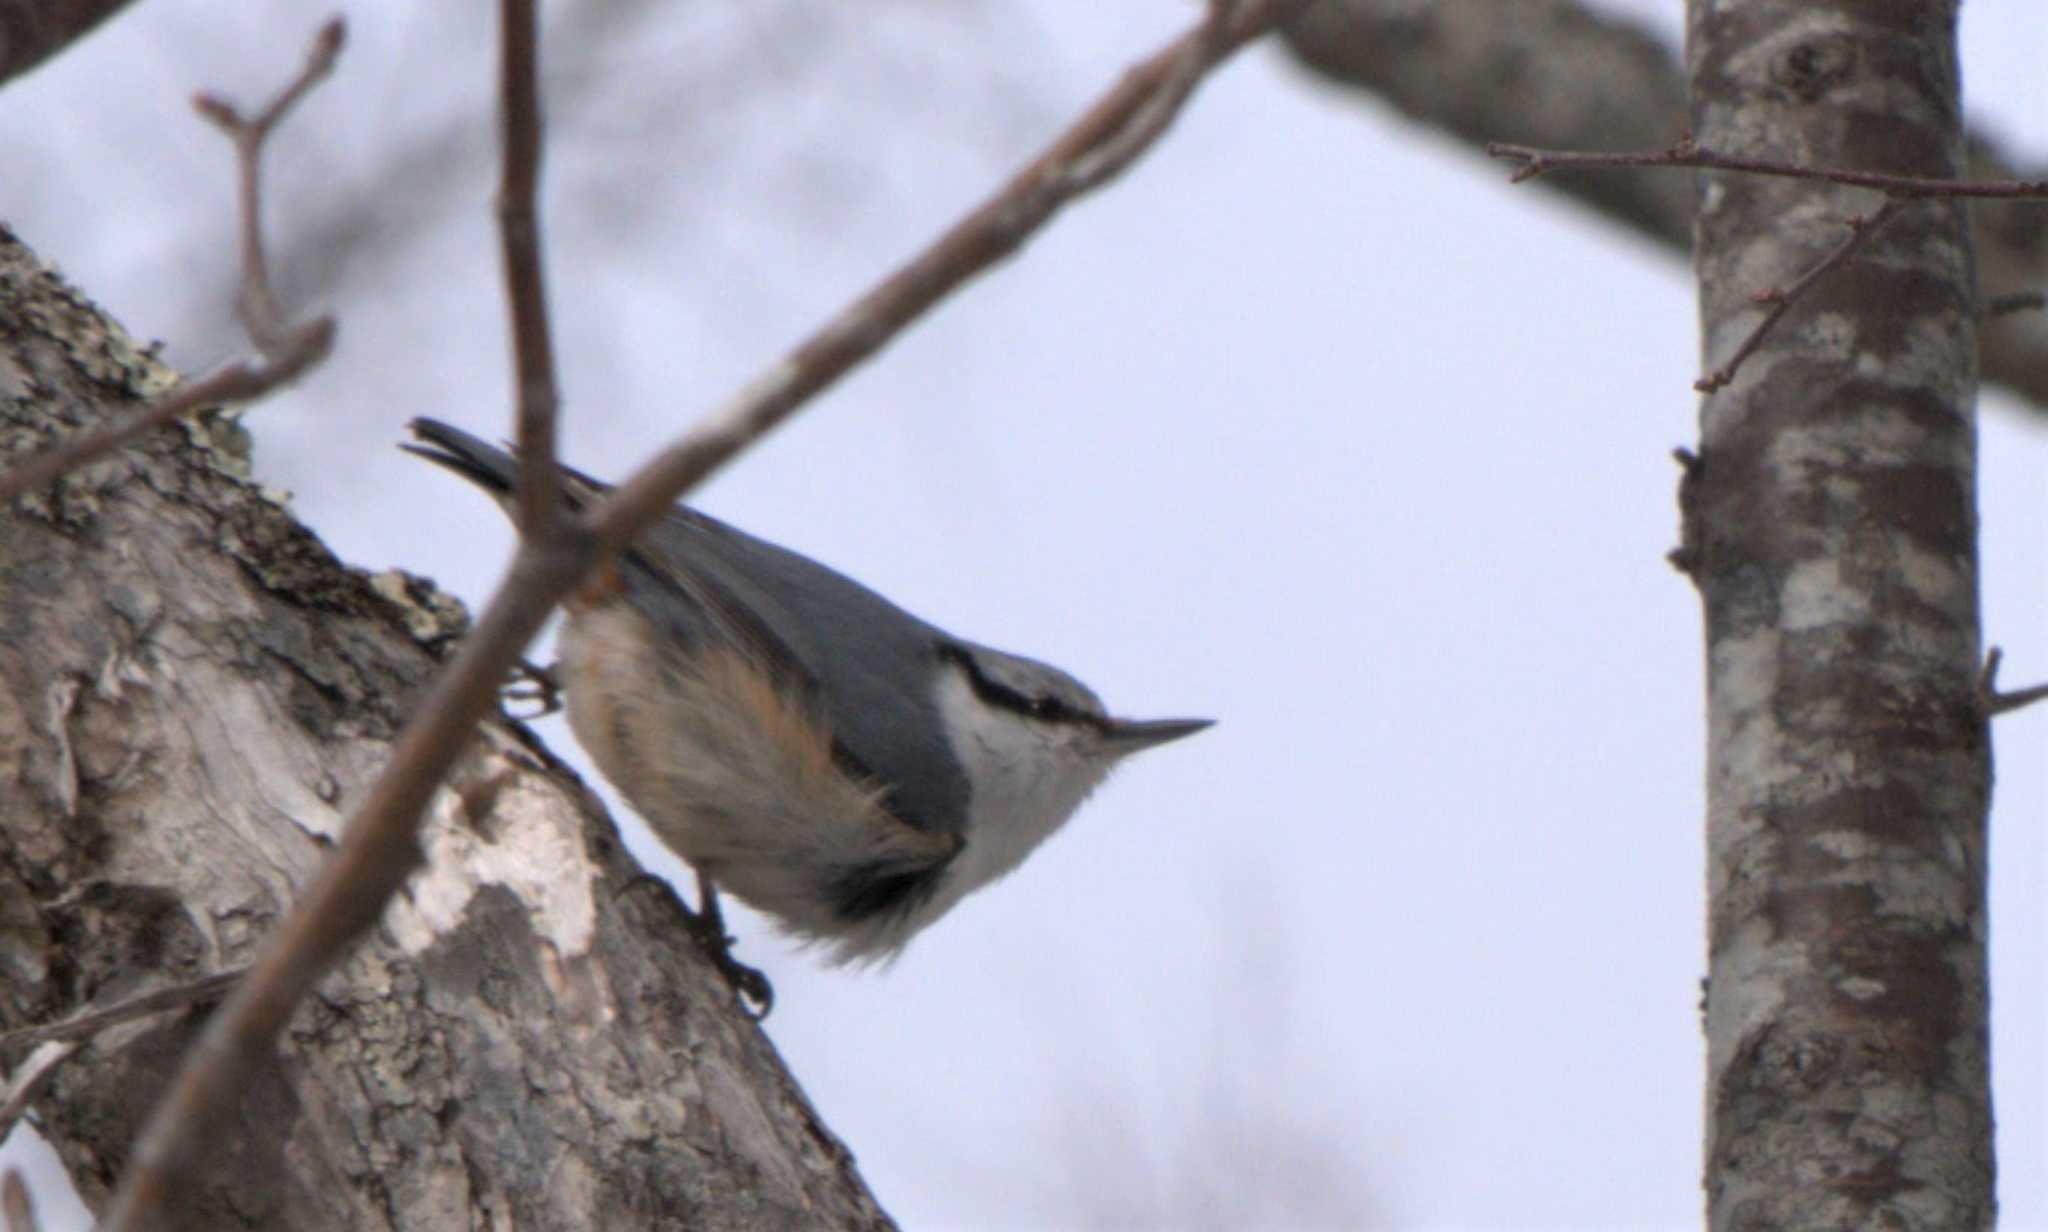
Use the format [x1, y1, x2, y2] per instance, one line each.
[617, 508, 974, 841]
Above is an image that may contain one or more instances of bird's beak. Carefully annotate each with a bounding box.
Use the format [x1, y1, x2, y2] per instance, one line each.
[1100, 716, 1214, 754]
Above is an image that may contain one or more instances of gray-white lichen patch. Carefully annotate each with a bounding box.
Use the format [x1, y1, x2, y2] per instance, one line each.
[388, 725, 599, 962]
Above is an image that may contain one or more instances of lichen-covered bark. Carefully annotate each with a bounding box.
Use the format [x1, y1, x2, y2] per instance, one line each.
[1282, 0, 2048, 417]
[1680, 4, 1992, 1229]
[0, 223, 896, 1230]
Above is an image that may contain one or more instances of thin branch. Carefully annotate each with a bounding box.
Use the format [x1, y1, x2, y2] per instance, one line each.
[0, 970, 244, 1052]
[0, 974, 243, 1146]
[1978, 647, 2048, 718]
[593, 0, 1311, 555]
[0, 1041, 77, 1146]
[0, 348, 327, 506]
[1695, 200, 1906, 393]
[1060, 0, 1241, 193]
[0, 19, 341, 508]
[94, 4, 1302, 1226]
[193, 16, 344, 355]
[1982, 290, 2046, 319]
[497, 0, 561, 537]
[1488, 136, 2048, 199]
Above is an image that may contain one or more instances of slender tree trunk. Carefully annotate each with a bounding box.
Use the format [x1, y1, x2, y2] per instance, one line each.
[1681, 4, 1993, 1228]
[0, 226, 894, 1230]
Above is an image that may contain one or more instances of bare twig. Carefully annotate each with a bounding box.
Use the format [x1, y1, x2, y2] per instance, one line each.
[0, 971, 244, 1052]
[1695, 200, 1906, 393]
[1982, 290, 2046, 319]
[0, 973, 242, 1146]
[496, 0, 561, 537]
[0, 1041, 77, 1145]
[1978, 647, 2048, 717]
[0, 19, 341, 508]
[0, 349, 327, 506]
[1060, 0, 1242, 193]
[194, 16, 344, 355]
[1488, 135, 2048, 199]
[94, 3, 1302, 1226]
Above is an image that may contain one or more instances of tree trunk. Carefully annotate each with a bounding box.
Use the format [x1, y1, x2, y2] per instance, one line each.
[1681, 4, 1993, 1228]
[0, 224, 894, 1230]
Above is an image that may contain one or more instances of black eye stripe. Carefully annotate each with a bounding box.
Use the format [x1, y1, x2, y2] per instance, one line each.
[945, 645, 1067, 720]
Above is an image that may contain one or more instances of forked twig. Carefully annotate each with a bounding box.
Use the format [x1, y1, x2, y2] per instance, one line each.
[192, 17, 344, 358]
[0, 19, 342, 508]
[1978, 647, 2048, 718]
[1695, 200, 1905, 393]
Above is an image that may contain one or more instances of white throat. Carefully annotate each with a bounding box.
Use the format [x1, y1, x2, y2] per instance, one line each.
[925, 664, 1116, 915]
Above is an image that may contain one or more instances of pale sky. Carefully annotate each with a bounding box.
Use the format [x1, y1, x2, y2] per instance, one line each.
[3, 3, 2043, 1228]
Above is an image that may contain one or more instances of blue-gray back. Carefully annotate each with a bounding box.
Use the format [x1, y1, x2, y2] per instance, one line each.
[405, 418, 973, 839]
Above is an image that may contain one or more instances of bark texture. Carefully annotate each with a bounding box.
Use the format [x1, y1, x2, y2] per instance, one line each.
[1681, 4, 1992, 1229]
[0, 224, 895, 1230]
[1282, 0, 2048, 416]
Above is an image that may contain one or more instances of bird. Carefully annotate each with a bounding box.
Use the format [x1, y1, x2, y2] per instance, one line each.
[405, 418, 1210, 1006]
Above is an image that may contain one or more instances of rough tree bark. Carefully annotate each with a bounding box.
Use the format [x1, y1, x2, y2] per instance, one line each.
[1680, 4, 1993, 1229]
[0, 227, 894, 1229]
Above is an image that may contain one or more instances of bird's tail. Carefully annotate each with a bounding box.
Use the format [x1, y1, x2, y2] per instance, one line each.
[403, 417, 612, 511]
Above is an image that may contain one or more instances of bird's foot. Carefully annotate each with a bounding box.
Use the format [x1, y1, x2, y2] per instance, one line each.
[688, 873, 774, 1018]
[502, 658, 563, 719]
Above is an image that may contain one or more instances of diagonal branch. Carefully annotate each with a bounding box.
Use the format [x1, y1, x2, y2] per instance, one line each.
[0, 971, 244, 1053]
[1695, 200, 1906, 393]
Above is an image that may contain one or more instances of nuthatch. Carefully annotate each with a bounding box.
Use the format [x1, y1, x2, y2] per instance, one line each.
[405, 419, 1210, 992]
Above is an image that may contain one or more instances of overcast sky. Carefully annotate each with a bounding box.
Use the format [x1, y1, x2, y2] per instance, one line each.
[3, 3, 2043, 1228]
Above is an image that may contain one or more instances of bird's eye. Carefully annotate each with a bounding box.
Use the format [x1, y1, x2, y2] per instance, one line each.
[1031, 696, 1062, 719]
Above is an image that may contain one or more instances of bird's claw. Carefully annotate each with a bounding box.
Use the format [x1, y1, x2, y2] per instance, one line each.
[688, 872, 774, 1018]
[502, 658, 563, 719]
